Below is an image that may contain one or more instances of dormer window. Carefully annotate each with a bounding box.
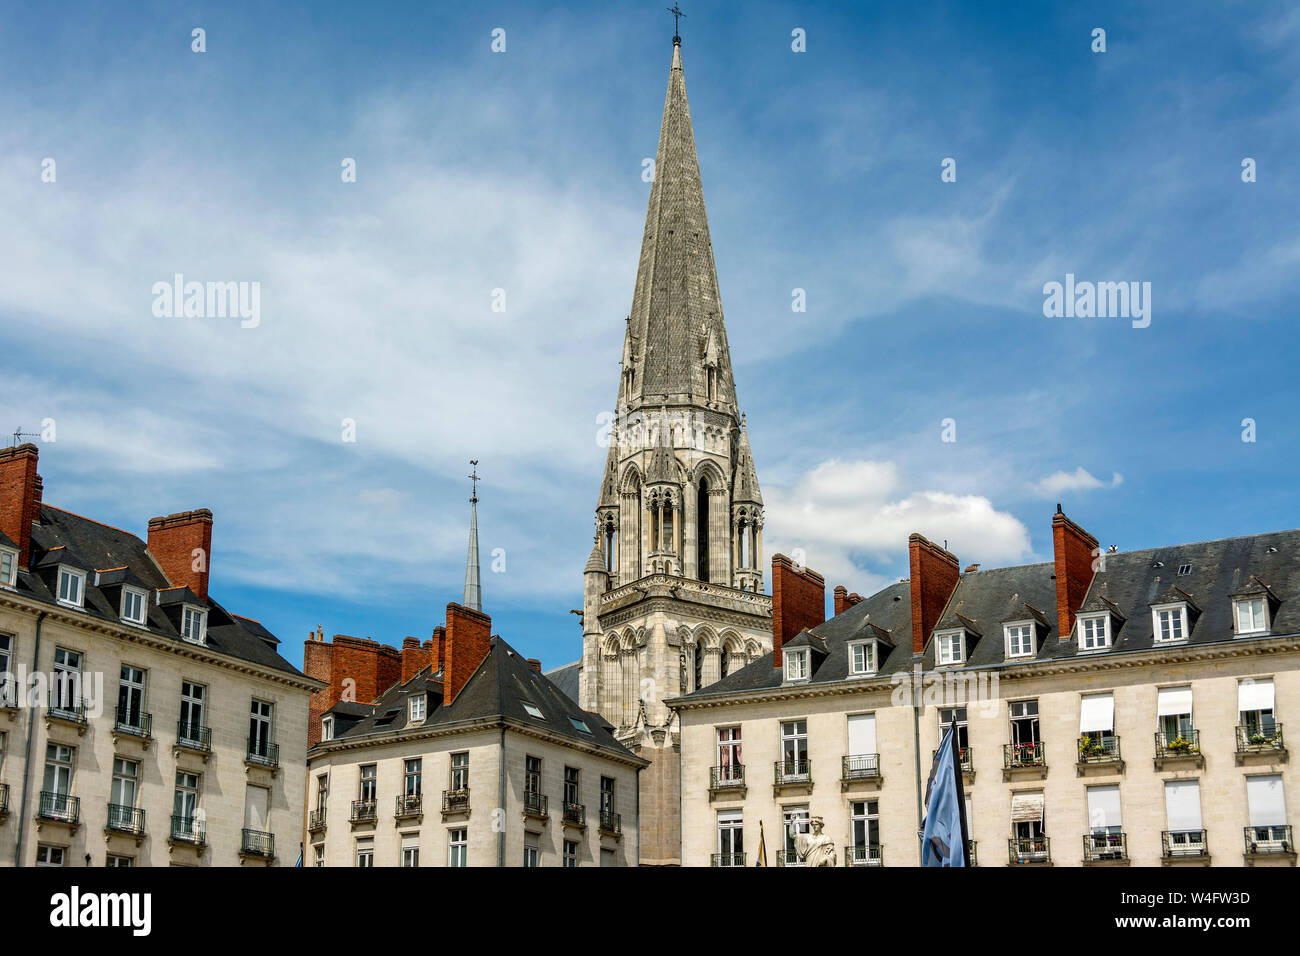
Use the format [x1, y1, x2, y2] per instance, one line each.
[1078, 614, 1111, 651]
[181, 605, 207, 644]
[785, 648, 810, 681]
[56, 567, 85, 608]
[120, 586, 147, 626]
[1235, 597, 1269, 636]
[848, 640, 878, 676]
[0, 547, 16, 587]
[1004, 622, 1036, 659]
[321, 715, 334, 741]
[409, 694, 426, 722]
[935, 629, 965, 665]
[1152, 604, 1188, 644]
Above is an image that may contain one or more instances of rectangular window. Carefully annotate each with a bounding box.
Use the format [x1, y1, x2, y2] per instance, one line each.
[1005, 623, 1035, 658]
[1164, 780, 1204, 855]
[0, 633, 13, 706]
[525, 755, 542, 795]
[359, 765, 377, 803]
[315, 774, 328, 813]
[0, 548, 16, 586]
[450, 751, 469, 791]
[36, 845, 66, 867]
[600, 776, 616, 815]
[356, 838, 374, 868]
[563, 766, 580, 807]
[173, 771, 201, 840]
[57, 567, 84, 607]
[1236, 598, 1268, 635]
[181, 606, 206, 643]
[1246, 774, 1288, 845]
[1010, 791, 1046, 860]
[846, 713, 878, 778]
[313, 844, 325, 867]
[448, 828, 467, 867]
[849, 800, 880, 864]
[404, 758, 422, 797]
[717, 726, 742, 780]
[780, 719, 808, 778]
[179, 681, 205, 740]
[782, 805, 810, 864]
[52, 647, 82, 712]
[1239, 678, 1277, 739]
[1154, 606, 1186, 643]
[936, 631, 964, 665]
[939, 707, 969, 751]
[717, 810, 743, 865]
[249, 699, 273, 758]
[785, 649, 808, 681]
[1079, 693, 1115, 738]
[1009, 699, 1039, 745]
[109, 758, 139, 828]
[563, 839, 579, 868]
[1157, 686, 1194, 741]
[401, 833, 420, 868]
[1079, 615, 1110, 650]
[106, 855, 133, 868]
[409, 694, 426, 722]
[120, 587, 146, 625]
[116, 665, 146, 730]
[43, 745, 75, 810]
[848, 641, 876, 675]
[523, 833, 539, 868]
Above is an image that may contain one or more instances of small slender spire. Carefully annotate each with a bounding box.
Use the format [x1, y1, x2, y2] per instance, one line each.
[462, 461, 482, 611]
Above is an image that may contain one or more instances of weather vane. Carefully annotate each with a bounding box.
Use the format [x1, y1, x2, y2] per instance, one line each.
[468, 460, 480, 504]
[667, 4, 685, 43]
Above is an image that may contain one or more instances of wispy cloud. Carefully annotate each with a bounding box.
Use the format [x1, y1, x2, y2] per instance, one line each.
[1029, 468, 1124, 499]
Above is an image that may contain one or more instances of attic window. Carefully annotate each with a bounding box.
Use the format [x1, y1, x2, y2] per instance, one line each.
[181, 605, 207, 644]
[57, 567, 85, 608]
[522, 702, 545, 720]
[409, 694, 426, 722]
[784, 648, 810, 682]
[1177, 564, 1192, 576]
[1078, 613, 1111, 651]
[935, 629, 965, 665]
[321, 715, 334, 741]
[847, 640, 877, 676]
[1004, 622, 1036, 659]
[570, 717, 592, 734]
[120, 586, 147, 626]
[0, 547, 16, 587]
[1152, 604, 1188, 644]
[1234, 597, 1269, 636]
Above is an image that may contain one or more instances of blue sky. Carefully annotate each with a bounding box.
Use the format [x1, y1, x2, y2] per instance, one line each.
[2, 0, 1298, 673]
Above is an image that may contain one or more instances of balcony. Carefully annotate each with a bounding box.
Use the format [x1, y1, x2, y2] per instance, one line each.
[1243, 825, 1295, 864]
[599, 810, 622, 839]
[1235, 724, 1286, 764]
[841, 754, 882, 790]
[442, 788, 471, 819]
[1162, 829, 1210, 864]
[711, 852, 745, 867]
[112, 707, 153, 748]
[1076, 734, 1124, 775]
[1082, 831, 1129, 865]
[773, 758, 813, 795]
[36, 791, 80, 830]
[169, 814, 206, 849]
[1154, 730, 1203, 769]
[708, 764, 746, 800]
[843, 844, 883, 867]
[933, 746, 975, 783]
[350, 800, 377, 825]
[240, 828, 275, 861]
[395, 793, 423, 821]
[967, 840, 977, 867]
[105, 804, 146, 842]
[522, 791, 549, 822]
[0, 782, 8, 821]
[245, 738, 280, 775]
[174, 720, 212, 761]
[562, 802, 586, 829]
[1003, 742, 1047, 780]
[1008, 836, 1051, 865]
[45, 701, 87, 735]
[307, 809, 327, 834]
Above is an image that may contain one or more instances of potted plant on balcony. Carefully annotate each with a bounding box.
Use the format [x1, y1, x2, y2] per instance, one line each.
[1078, 735, 1106, 757]
[1167, 736, 1193, 753]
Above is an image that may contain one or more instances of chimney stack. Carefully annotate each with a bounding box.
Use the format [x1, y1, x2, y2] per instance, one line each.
[833, 585, 848, 616]
[401, 636, 431, 684]
[443, 603, 492, 704]
[771, 553, 826, 670]
[432, 626, 447, 673]
[527, 658, 542, 673]
[1052, 507, 1099, 639]
[0, 443, 41, 569]
[908, 533, 961, 655]
[147, 509, 214, 601]
[302, 633, 402, 747]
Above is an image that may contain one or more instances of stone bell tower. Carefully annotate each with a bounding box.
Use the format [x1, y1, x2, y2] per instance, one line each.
[577, 34, 773, 866]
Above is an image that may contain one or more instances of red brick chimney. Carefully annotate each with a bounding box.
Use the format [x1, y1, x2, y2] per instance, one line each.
[833, 585, 848, 616]
[401, 636, 431, 684]
[1052, 506, 1098, 639]
[908, 534, 961, 655]
[771, 553, 826, 670]
[302, 630, 402, 747]
[443, 603, 492, 704]
[147, 510, 214, 601]
[0, 444, 41, 569]
[432, 626, 446, 673]
[846, 592, 863, 607]
[526, 658, 542, 673]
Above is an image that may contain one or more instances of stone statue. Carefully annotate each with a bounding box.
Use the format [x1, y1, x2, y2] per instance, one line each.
[795, 816, 837, 867]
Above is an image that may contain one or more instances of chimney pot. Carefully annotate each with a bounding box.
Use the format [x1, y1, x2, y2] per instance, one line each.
[527, 658, 542, 673]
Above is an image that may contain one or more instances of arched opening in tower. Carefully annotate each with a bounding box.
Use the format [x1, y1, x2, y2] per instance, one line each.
[697, 479, 710, 581]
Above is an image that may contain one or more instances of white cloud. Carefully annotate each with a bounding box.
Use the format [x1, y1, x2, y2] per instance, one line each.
[1029, 467, 1123, 499]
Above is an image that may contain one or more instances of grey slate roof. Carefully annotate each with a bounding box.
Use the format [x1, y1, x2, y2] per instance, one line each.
[544, 660, 582, 702]
[7, 504, 303, 678]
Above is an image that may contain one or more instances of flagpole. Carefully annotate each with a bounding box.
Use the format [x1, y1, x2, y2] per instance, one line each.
[950, 723, 971, 865]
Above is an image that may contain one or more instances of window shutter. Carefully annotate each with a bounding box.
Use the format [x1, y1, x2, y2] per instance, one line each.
[1157, 686, 1193, 717]
[1164, 781, 1202, 831]
[1247, 775, 1286, 827]
[1087, 785, 1122, 829]
[1238, 678, 1275, 713]
[848, 714, 877, 755]
[1079, 693, 1115, 733]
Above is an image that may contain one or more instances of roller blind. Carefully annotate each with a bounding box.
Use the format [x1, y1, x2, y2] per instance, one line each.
[1079, 693, 1115, 733]
[1247, 775, 1286, 827]
[1164, 780, 1202, 831]
[1157, 686, 1193, 717]
[848, 713, 877, 755]
[1011, 791, 1044, 823]
[1087, 785, 1122, 829]
[1238, 678, 1275, 712]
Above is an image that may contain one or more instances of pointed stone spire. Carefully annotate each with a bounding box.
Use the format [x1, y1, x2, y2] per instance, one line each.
[646, 407, 678, 484]
[622, 40, 737, 414]
[733, 415, 763, 505]
[462, 461, 482, 611]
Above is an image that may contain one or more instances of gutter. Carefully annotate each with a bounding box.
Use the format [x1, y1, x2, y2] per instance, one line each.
[14, 610, 46, 867]
[497, 726, 506, 868]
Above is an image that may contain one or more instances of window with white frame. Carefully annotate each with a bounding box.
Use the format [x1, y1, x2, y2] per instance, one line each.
[522, 702, 545, 719]
[939, 707, 969, 752]
[849, 800, 880, 861]
[1235, 597, 1269, 635]
[106, 854, 133, 867]
[716, 810, 743, 864]
[1005, 622, 1035, 658]
[1152, 604, 1188, 643]
[450, 751, 469, 791]
[401, 834, 419, 868]
[320, 715, 334, 741]
[784, 648, 809, 681]
[120, 587, 146, 625]
[36, 845, 66, 867]
[56, 567, 85, 608]
[409, 694, 426, 722]
[563, 839, 579, 868]
[523, 833, 539, 867]
[355, 838, 374, 867]
[1157, 686, 1194, 742]
[780, 720, 809, 777]
[181, 605, 207, 644]
[1078, 614, 1110, 650]
[0, 633, 13, 706]
[1079, 692, 1116, 749]
[52, 647, 81, 712]
[782, 805, 810, 864]
[935, 629, 964, 665]
[312, 844, 325, 867]
[0, 547, 17, 587]
[359, 764, 377, 804]
[716, 726, 742, 781]
[1239, 678, 1277, 740]
[248, 699, 273, 759]
[448, 828, 467, 867]
[848, 640, 877, 676]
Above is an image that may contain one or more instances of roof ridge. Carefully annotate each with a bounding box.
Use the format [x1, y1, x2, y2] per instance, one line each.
[44, 504, 140, 539]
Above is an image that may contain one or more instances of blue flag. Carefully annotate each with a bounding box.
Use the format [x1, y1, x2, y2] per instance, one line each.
[921, 726, 968, 866]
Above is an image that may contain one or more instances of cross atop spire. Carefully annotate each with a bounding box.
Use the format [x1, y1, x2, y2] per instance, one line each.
[462, 460, 482, 611]
[666, 4, 685, 45]
[468, 460, 480, 503]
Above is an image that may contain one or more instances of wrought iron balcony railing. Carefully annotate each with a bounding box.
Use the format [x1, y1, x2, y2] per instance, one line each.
[599, 810, 622, 835]
[37, 791, 79, 824]
[395, 793, 422, 818]
[933, 747, 974, 772]
[1077, 733, 1122, 764]
[523, 791, 549, 819]
[842, 754, 881, 781]
[562, 802, 586, 826]
[170, 814, 206, 845]
[442, 788, 470, 813]
[1083, 830, 1128, 863]
[1008, 836, 1051, 864]
[106, 803, 145, 835]
[1244, 824, 1293, 856]
[48, 701, 86, 725]
[1155, 729, 1201, 759]
[709, 764, 745, 792]
[843, 844, 883, 867]
[774, 758, 812, 786]
[246, 738, 279, 769]
[307, 809, 327, 832]
[176, 720, 211, 752]
[350, 799, 377, 823]
[241, 828, 275, 858]
[711, 852, 745, 867]
[1162, 829, 1208, 859]
[775, 848, 801, 867]
[1004, 741, 1044, 768]
[114, 706, 152, 739]
[1236, 724, 1285, 755]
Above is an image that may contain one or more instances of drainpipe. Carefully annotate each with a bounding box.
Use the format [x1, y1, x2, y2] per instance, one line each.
[911, 654, 925, 861]
[14, 610, 46, 867]
[639, 761, 645, 868]
[497, 726, 506, 868]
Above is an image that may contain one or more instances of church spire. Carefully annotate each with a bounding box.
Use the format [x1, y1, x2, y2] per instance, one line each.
[462, 461, 482, 611]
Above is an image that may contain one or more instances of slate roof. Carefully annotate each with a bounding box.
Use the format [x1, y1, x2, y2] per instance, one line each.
[673, 529, 1300, 701]
[545, 660, 582, 702]
[320, 637, 639, 762]
[4, 504, 304, 678]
